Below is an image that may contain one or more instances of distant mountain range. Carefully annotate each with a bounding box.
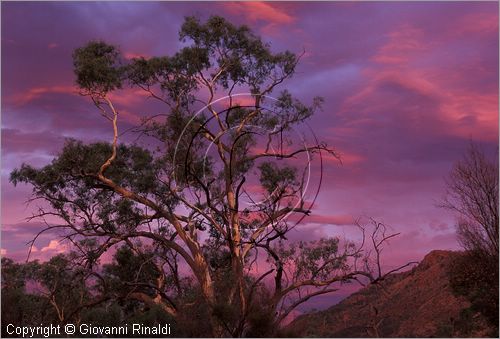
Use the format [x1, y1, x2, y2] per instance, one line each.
[289, 250, 494, 337]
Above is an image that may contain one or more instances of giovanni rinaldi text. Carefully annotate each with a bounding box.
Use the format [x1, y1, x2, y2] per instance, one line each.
[6, 323, 172, 337]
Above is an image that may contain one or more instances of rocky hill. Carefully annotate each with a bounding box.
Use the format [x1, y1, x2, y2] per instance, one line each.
[289, 250, 494, 337]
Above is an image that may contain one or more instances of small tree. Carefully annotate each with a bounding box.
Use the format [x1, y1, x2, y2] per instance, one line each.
[11, 16, 410, 337]
[443, 143, 499, 334]
[442, 143, 499, 259]
[1, 255, 98, 329]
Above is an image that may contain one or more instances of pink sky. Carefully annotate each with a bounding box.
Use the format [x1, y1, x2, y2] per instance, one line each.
[1, 1, 498, 310]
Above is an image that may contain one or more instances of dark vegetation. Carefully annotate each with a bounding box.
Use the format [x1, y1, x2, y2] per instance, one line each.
[2, 252, 175, 337]
[447, 252, 498, 337]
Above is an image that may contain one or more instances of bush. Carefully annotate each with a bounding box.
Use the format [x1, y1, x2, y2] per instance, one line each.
[448, 251, 499, 335]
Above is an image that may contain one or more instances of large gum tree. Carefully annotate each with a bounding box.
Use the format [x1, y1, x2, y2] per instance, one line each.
[11, 16, 411, 337]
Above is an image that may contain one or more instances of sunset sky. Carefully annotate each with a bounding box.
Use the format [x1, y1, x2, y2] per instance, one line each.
[1, 1, 498, 309]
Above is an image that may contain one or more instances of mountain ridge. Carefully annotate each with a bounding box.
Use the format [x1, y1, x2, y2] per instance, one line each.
[288, 250, 493, 337]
